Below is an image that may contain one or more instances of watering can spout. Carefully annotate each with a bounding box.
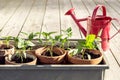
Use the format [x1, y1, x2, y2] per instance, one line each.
[65, 8, 87, 36]
[65, 8, 75, 15]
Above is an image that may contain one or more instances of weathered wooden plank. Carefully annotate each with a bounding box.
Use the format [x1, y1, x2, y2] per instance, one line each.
[71, 0, 90, 38]
[41, 0, 60, 38]
[0, 0, 23, 30]
[59, 0, 81, 39]
[104, 50, 120, 80]
[105, 0, 120, 16]
[59, 0, 72, 33]
[81, 0, 96, 14]
[108, 24, 120, 66]
[0, 0, 35, 37]
[71, 0, 90, 17]
[20, 0, 47, 38]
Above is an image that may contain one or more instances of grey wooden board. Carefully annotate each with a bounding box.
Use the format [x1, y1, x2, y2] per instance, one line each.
[0, 0, 23, 34]
[0, 0, 34, 37]
[41, 0, 60, 38]
[20, 0, 47, 38]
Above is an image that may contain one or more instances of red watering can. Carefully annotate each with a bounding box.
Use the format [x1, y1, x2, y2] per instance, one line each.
[65, 5, 120, 51]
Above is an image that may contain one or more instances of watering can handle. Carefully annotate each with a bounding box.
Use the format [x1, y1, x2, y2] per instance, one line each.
[92, 5, 106, 20]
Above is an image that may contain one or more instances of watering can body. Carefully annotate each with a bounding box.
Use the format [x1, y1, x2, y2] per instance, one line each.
[87, 16, 111, 51]
[65, 5, 119, 51]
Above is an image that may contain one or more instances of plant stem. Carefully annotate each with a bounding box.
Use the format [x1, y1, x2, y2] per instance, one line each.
[6, 41, 9, 48]
[50, 46, 53, 56]
[67, 41, 70, 48]
[81, 49, 85, 59]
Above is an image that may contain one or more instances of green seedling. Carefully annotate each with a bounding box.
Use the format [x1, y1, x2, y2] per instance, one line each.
[21, 32, 40, 41]
[12, 32, 39, 62]
[42, 31, 56, 56]
[69, 34, 96, 60]
[61, 27, 72, 49]
[2, 36, 12, 48]
[21, 32, 40, 49]
[42, 31, 56, 47]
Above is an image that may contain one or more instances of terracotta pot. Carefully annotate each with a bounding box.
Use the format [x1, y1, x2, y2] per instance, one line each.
[0, 44, 14, 64]
[0, 51, 6, 64]
[35, 47, 67, 64]
[67, 49, 103, 64]
[5, 50, 37, 65]
[0, 44, 14, 55]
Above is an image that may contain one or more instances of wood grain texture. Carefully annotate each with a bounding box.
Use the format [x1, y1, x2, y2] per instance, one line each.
[0, 0, 23, 31]
[0, 0, 34, 37]
[20, 0, 47, 38]
[41, 0, 60, 38]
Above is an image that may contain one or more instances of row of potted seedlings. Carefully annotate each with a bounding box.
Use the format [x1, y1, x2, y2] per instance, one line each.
[0, 27, 103, 65]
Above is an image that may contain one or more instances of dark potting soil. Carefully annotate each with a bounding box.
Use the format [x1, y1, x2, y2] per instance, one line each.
[0, 46, 11, 49]
[0, 56, 5, 64]
[3, 47, 11, 49]
[42, 51, 59, 56]
[73, 50, 100, 59]
[11, 53, 35, 63]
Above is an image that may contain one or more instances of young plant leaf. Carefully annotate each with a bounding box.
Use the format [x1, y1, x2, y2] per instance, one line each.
[21, 32, 28, 36]
[28, 32, 40, 41]
[68, 49, 78, 56]
[25, 41, 35, 47]
[86, 34, 96, 49]
[2, 36, 12, 47]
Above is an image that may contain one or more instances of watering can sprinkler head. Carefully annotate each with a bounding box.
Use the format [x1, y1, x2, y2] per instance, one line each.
[65, 8, 87, 37]
[65, 8, 75, 15]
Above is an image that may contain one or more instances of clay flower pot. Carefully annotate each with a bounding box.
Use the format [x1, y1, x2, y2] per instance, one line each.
[0, 50, 7, 64]
[0, 44, 14, 64]
[5, 50, 37, 65]
[67, 49, 103, 64]
[35, 47, 67, 64]
[0, 44, 14, 55]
